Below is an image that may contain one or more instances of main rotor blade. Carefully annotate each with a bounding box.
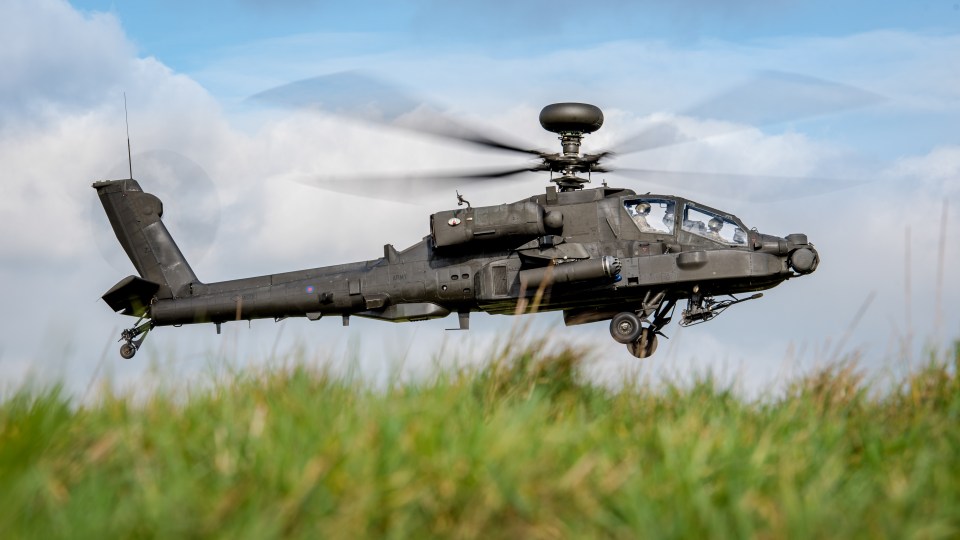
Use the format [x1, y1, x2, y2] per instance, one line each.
[610, 167, 869, 202]
[607, 71, 884, 156]
[248, 71, 544, 157]
[294, 165, 541, 202]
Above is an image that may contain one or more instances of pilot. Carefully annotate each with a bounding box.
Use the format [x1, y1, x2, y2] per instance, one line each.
[631, 201, 658, 232]
[733, 227, 746, 244]
[663, 211, 675, 232]
[706, 217, 724, 241]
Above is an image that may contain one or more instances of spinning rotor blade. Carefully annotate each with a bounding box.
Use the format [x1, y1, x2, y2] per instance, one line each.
[295, 165, 541, 202]
[610, 167, 869, 201]
[607, 71, 883, 157]
[253, 70, 880, 203]
[248, 71, 544, 157]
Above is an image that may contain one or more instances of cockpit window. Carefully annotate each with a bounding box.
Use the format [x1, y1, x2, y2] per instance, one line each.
[683, 205, 747, 245]
[624, 198, 676, 234]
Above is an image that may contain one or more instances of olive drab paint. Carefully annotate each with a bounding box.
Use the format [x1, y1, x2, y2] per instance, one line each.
[94, 102, 818, 359]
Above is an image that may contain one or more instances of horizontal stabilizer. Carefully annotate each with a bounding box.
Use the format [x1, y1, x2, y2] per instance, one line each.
[102, 275, 162, 316]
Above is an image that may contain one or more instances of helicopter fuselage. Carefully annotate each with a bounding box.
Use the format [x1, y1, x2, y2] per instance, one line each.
[95, 179, 817, 358]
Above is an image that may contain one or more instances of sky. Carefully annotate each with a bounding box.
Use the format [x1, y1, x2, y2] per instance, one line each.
[1, 0, 958, 398]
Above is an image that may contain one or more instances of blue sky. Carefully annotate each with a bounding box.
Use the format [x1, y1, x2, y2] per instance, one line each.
[2, 0, 959, 396]
[67, 0, 960, 158]
[71, 1, 960, 63]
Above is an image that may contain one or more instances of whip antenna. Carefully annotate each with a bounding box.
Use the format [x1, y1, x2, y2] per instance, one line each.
[124, 92, 133, 180]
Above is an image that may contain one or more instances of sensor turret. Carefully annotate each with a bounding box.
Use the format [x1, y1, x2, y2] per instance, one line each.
[539, 103, 604, 134]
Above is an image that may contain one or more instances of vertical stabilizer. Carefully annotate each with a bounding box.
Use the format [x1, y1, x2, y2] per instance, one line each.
[93, 179, 199, 298]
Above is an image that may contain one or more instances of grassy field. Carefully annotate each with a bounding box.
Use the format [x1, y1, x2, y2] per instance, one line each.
[1, 339, 959, 539]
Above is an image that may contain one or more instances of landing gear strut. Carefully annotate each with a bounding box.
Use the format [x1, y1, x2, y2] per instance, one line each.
[118, 318, 152, 359]
[627, 328, 658, 358]
[610, 295, 676, 359]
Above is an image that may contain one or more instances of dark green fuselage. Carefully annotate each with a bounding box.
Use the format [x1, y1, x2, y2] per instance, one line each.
[95, 179, 815, 350]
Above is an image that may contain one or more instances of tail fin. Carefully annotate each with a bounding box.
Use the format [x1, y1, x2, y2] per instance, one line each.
[93, 179, 199, 299]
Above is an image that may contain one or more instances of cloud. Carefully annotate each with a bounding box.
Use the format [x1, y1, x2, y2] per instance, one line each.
[888, 145, 960, 196]
[0, 0, 132, 127]
[0, 1, 233, 263]
[2, 1, 959, 396]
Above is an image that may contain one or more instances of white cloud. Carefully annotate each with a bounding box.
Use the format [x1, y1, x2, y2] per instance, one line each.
[0, 0, 132, 126]
[888, 145, 960, 196]
[0, 1, 229, 263]
[2, 2, 959, 396]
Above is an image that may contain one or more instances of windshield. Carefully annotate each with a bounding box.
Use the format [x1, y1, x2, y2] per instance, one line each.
[623, 197, 676, 234]
[682, 204, 747, 245]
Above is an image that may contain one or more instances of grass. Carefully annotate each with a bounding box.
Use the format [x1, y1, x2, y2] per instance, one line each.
[1, 340, 959, 539]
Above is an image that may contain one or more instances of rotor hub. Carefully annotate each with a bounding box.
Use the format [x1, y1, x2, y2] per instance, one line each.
[553, 175, 589, 191]
[559, 132, 584, 156]
[538, 103, 605, 191]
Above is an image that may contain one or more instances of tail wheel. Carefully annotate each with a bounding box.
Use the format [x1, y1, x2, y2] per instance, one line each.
[610, 312, 643, 344]
[120, 343, 137, 359]
[627, 328, 658, 359]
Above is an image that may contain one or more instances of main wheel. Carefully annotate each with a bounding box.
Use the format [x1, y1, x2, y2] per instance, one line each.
[120, 343, 137, 359]
[610, 312, 643, 344]
[627, 329, 659, 359]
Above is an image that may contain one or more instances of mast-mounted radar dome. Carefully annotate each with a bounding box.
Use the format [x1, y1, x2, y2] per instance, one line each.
[539, 103, 604, 163]
[539, 103, 604, 134]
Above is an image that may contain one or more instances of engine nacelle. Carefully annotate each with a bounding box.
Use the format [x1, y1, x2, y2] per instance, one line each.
[431, 201, 561, 248]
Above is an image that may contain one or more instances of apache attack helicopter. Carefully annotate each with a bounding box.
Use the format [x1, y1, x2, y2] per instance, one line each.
[94, 76, 829, 360]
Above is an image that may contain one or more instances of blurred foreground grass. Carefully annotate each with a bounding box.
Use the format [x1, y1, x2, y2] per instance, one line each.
[1, 340, 959, 539]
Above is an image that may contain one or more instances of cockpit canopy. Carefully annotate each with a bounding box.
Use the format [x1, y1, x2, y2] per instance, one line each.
[622, 196, 748, 246]
[682, 204, 747, 245]
[624, 197, 676, 235]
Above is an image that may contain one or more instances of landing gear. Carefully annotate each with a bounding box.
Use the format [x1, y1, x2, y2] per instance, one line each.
[610, 312, 643, 344]
[120, 342, 137, 359]
[627, 328, 658, 358]
[611, 294, 676, 359]
[118, 318, 152, 359]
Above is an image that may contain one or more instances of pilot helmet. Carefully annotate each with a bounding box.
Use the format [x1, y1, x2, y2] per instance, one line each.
[636, 202, 651, 215]
[708, 217, 723, 232]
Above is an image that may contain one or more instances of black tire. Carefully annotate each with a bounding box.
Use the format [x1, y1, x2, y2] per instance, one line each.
[120, 343, 137, 359]
[627, 329, 659, 359]
[610, 312, 643, 344]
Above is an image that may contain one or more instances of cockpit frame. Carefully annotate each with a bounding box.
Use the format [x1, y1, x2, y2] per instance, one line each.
[621, 194, 749, 247]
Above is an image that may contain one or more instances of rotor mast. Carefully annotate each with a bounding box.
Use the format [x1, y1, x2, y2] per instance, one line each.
[538, 103, 604, 191]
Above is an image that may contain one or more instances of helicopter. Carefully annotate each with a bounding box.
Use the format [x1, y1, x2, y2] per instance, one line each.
[95, 79, 828, 360]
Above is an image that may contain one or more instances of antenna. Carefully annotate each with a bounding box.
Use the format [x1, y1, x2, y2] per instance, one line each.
[124, 92, 133, 180]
